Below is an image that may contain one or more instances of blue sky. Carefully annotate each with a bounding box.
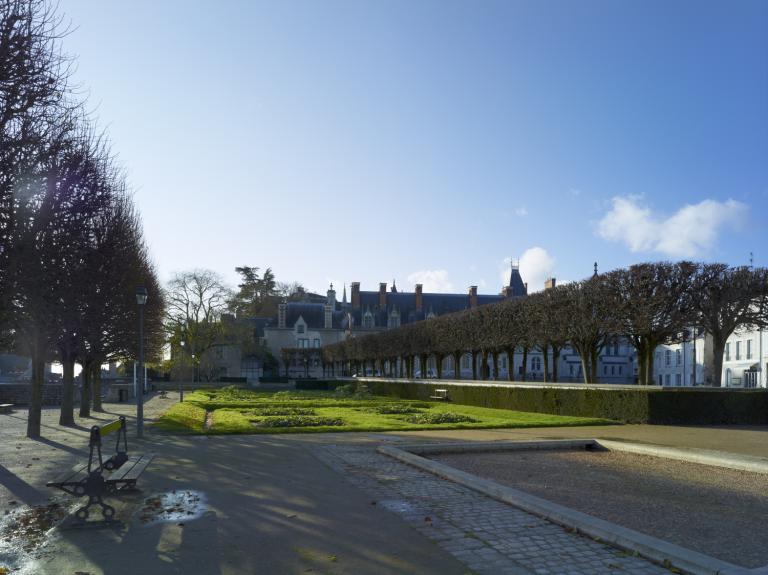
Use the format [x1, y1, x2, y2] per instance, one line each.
[61, 0, 768, 296]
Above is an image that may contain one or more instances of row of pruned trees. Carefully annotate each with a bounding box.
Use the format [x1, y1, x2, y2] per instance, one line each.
[0, 0, 164, 437]
[323, 262, 768, 387]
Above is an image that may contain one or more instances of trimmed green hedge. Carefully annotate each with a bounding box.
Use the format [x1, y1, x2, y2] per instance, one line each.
[343, 380, 768, 424]
[294, 380, 349, 391]
[259, 376, 290, 384]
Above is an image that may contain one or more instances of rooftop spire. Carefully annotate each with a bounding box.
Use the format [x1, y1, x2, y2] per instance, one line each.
[593, 261, 598, 277]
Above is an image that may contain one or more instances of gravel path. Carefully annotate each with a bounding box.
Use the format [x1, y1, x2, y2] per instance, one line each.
[433, 449, 768, 569]
[314, 443, 671, 575]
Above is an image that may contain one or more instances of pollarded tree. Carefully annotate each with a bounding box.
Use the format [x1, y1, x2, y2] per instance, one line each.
[0, 0, 73, 349]
[494, 299, 525, 381]
[50, 125, 115, 424]
[6, 110, 102, 437]
[524, 287, 570, 382]
[560, 276, 615, 383]
[690, 264, 768, 387]
[603, 262, 695, 386]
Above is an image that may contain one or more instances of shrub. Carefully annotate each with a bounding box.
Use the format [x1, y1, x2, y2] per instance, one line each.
[244, 407, 316, 416]
[252, 416, 345, 428]
[365, 403, 425, 415]
[333, 384, 355, 397]
[403, 412, 477, 424]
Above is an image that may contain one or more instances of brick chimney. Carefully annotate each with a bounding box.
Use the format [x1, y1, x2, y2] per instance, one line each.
[351, 282, 360, 310]
[415, 284, 423, 312]
[469, 286, 478, 308]
[379, 282, 387, 307]
[278, 302, 286, 328]
[544, 277, 556, 290]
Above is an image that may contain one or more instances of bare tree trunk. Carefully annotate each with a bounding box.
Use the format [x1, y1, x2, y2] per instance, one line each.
[542, 346, 549, 383]
[635, 339, 647, 386]
[92, 363, 103, 412]
[453, 352, 461, 379]
[590, 349, 599, 383]
[27, 341, 46, 438]
[551, 346, 561, 382]
[644, 339, 659, 386]
[59, 356, 76, 425]
[436, 355, 443, 379]
[505, 348, 515, 381]
[79, 360, 91, 417]
[580, 356, 591, 383]
[521, 347, 528, 381]
[471, 352, 477, 380]
[711, 337, 725, 387]
[491, 352, 498, 380]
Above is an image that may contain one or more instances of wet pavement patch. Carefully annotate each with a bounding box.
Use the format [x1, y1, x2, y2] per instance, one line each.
[0, 501, 69, 572]
[139, 490, 207, 524]
[376, 499, 415, 514]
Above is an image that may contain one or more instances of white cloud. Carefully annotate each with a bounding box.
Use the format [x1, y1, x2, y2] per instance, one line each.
[514, 206, 528, 217]
[500, 247, 556, 293]
[596, 196, 747, 258]
[407, 270, 454, 293]
[569, 188, 582, 197]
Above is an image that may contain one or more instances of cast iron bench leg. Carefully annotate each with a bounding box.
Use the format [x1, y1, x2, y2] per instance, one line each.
[75, 494, 116, 522]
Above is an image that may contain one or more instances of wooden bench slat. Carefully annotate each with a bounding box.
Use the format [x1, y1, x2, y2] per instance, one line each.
[46, 463, 88, 487]
[107, 454, 155, 484]
[99, 419, 123, 436]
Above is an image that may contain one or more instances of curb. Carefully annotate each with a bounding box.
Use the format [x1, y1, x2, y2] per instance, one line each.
[597, 440, 768, 475]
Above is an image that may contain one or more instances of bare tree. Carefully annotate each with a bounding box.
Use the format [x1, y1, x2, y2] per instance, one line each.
[165, 270, 231, 381]
[604, 262, 696, 385]
[691, 264, 768, 387]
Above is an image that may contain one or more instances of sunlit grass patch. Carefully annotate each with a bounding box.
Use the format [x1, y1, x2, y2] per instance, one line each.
[154, 402, 207, 433]
[157, 387, 619, 434]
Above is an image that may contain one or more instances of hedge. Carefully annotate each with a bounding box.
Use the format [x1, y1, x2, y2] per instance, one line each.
[294, 380, 349, 391]
[259, 376, 290, 384]
[219, 376, 247, 383]
[340, 380, 768, 425]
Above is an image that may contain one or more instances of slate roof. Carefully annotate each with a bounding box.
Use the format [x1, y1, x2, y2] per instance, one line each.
[350, 290, 510, 329]
[282, 302, 348, 330]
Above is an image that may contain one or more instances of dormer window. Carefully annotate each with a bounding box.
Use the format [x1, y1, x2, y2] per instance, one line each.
[297, 324, 305, 334]
[388, 308, 400, 329]
[363, 310, 374, 329]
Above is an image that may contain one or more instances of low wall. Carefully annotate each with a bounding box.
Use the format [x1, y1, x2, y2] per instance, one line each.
[351, 378, 768, 424]
[0, 383, 64, 406]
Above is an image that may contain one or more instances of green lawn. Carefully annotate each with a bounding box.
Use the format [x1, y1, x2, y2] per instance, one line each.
[156, 387, 617, 434]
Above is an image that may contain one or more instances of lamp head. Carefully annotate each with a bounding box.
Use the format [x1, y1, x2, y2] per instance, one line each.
[136, 286, 148, 306]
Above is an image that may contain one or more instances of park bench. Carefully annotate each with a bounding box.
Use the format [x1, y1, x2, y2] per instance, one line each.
[46, 416, 154, 521]
[0, 403, 14, 414]
[430, 389, 449, 401]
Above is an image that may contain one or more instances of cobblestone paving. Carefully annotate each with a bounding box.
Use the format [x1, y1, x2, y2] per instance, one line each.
[313, 442, 671, 575]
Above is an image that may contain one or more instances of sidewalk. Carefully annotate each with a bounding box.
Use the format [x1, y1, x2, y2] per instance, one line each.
[0, 394, 468, 575]
[1, 396, 765, 574]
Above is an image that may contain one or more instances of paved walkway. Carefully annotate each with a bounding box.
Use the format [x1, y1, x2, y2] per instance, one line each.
[1, 395, 765, 574]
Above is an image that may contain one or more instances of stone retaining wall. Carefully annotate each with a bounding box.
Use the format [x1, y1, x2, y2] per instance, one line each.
[0, 383, 64, 406]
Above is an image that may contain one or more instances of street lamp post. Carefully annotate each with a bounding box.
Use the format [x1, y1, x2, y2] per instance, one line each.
[136, 286, 148, 438]
[179, 341, 186, 402]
